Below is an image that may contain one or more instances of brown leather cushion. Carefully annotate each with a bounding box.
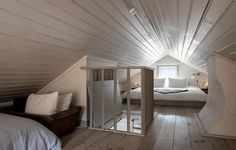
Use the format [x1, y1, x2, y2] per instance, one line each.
[0, 106, 81, 137]
[13, 96, 27, 112]
[2, 96, 81, 136]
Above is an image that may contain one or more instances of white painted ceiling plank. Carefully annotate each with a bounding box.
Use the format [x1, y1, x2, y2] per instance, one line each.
[0, 0, 236, 101]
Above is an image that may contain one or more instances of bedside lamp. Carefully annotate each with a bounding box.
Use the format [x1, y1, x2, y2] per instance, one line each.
[201, 81, 208, 89]
[135, 83, 140, 87]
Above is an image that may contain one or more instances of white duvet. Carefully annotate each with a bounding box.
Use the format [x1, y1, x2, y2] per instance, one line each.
[0, 113, 61, 150]
[122, 86, 207, 102]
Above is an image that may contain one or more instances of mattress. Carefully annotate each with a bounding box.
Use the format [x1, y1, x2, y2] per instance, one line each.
[0, 113, 61, 150]
[122, 86, 207, 102]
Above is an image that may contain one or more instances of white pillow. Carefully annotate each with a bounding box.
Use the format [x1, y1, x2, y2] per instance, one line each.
[154, 78, 165, 88]
[57, 93, 72, 112]
[169, 78, 187, 88]
[25, 91, 59, 115]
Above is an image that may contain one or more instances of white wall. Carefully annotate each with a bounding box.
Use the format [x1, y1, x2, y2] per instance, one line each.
[39, 56, 88, 124]
[131, 55, 208, 87]
[198, 54, 236, 138]
[38, 55, 118, 126]
[87, 55, 117, 67]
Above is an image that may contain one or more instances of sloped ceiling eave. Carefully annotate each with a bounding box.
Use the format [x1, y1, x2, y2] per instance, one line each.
[1, 0, 236, 102]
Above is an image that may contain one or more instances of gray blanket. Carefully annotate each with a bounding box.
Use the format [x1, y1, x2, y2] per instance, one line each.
[0, 113, 61, 150]
[154, 88, 188, 94]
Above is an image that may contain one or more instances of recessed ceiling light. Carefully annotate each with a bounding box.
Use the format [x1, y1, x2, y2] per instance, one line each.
[129, 8, 136, 16]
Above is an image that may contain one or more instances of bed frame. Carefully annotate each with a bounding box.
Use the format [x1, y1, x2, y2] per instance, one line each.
[122, 98, 205, 107]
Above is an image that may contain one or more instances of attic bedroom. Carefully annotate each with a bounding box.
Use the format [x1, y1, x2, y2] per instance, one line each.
[0, 0, 236, 150]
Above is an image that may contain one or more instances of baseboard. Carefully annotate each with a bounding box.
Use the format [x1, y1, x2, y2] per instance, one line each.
[194, 113, 236, 140]
[78, 120, 89, 128]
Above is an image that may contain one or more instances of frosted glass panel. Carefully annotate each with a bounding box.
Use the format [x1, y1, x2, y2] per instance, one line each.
[92, 80, 123, 128]
[86, 67, 154, 136]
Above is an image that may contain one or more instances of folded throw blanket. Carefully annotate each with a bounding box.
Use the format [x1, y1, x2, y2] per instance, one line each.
[154, 88, 188, 94]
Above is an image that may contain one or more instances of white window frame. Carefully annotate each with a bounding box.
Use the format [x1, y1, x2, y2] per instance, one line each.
[156, 65, 179, 78]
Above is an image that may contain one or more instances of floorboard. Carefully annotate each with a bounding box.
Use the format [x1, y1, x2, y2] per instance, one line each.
[173, 107, 192, 150]
[153, 107, 176, 150]
[61, 105, 236, 150]
[137, 106, 166, 150]
[186, 108, 213, 150]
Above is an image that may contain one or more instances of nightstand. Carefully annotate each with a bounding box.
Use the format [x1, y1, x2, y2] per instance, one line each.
[201, 88, 208, 94]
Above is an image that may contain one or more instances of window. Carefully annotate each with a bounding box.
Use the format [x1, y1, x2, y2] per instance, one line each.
[158, 66, 178, 78]
[158, 66, 178, 87]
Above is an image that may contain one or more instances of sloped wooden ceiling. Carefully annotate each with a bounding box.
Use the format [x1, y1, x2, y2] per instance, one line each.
[0, 0, 236, 102]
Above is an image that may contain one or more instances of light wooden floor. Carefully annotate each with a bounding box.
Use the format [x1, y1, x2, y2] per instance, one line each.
[61, 106, 236, 150]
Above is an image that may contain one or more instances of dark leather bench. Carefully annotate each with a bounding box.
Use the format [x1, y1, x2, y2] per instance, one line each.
[0, 97, 81, 137]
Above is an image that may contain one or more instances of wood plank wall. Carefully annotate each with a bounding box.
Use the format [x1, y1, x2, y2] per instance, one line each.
[141, 68, 154, 134]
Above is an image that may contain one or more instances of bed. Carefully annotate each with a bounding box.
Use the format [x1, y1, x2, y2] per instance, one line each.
[0, 113, 61, 150]
[122, 86, 207, 107]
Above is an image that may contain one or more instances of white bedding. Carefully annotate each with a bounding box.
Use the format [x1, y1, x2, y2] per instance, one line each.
[122, 86, 207, 102]
[0, 113, 61, 150]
